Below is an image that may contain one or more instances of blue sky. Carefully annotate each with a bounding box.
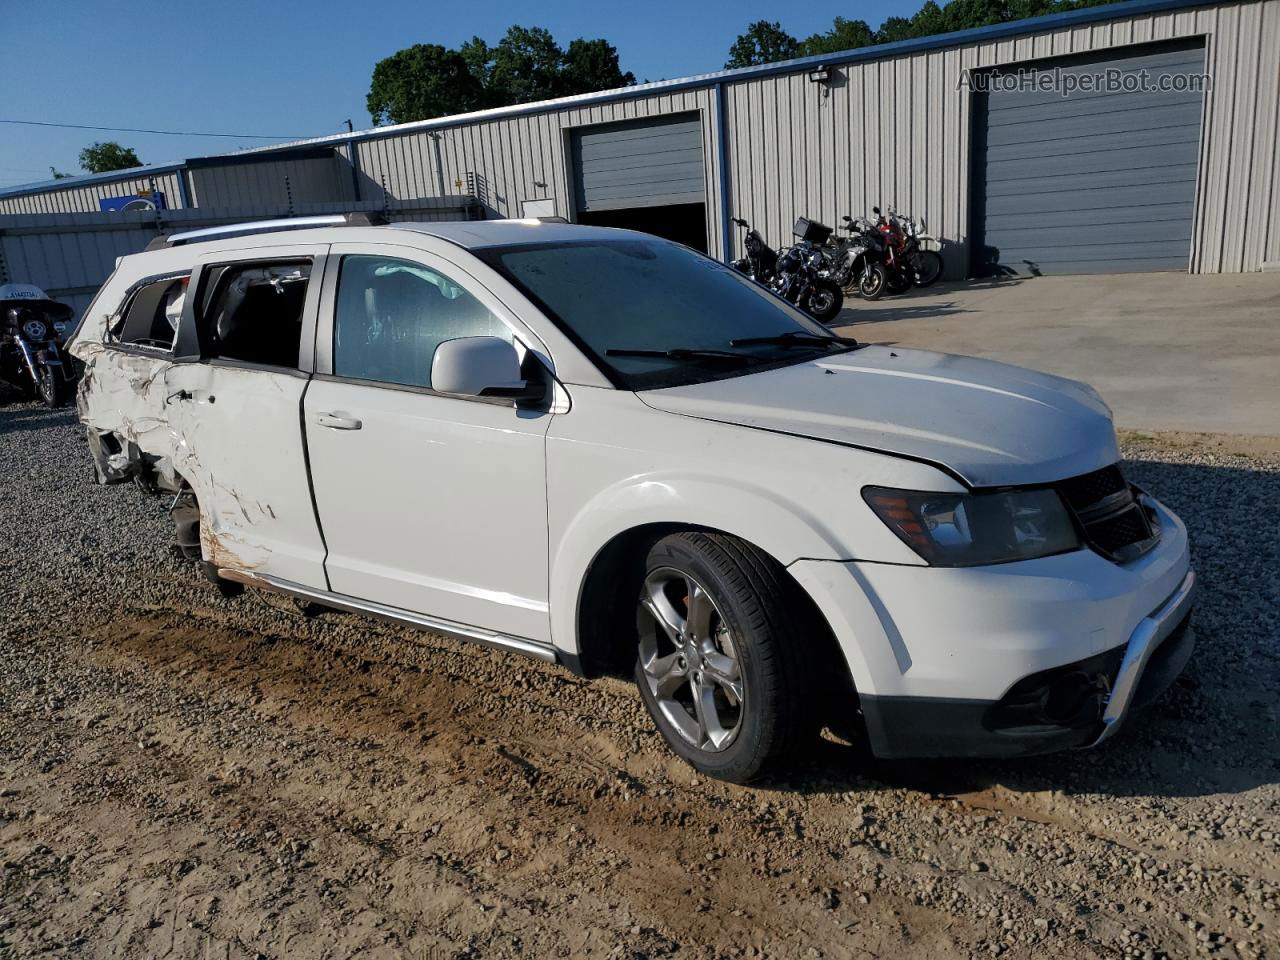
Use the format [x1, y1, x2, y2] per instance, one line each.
[0, 0, 921, 189]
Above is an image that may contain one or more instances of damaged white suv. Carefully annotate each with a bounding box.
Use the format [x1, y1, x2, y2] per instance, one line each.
[71, 216, 1195, 783]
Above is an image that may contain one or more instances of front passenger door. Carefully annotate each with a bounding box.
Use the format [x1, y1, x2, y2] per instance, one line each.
[303, 245, 556, 643]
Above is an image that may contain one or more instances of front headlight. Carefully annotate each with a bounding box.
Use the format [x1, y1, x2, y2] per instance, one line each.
[863, 486, 1080, 566]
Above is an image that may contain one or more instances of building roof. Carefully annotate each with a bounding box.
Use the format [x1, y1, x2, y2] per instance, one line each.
[1, 0, 1224, 201]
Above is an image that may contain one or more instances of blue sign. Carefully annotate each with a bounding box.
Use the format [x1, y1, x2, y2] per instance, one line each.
[99, 192, 167, 212]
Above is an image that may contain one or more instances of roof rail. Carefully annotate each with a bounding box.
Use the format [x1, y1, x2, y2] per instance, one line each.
[145, 211, 387, 250]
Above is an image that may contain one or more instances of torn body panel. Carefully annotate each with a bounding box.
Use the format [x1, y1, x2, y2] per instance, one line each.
[161, 362, 327, 588]
[74, 340, 183, 490]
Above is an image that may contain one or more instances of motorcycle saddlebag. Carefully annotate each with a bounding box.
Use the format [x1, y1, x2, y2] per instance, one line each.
[793, 218, 833, 244]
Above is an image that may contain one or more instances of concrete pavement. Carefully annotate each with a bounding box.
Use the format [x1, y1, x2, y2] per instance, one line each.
[830, 272, 1280, 435]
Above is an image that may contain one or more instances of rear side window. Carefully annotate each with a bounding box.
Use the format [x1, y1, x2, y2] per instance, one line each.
[107, 274, 189, 351]
[198, 260, 310, 368]
[332, 255, 510, 389]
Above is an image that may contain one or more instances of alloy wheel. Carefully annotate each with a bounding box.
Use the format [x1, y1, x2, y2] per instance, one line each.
[637, 568, 745, 752]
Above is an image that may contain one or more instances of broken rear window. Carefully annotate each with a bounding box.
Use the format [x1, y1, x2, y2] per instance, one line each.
[198, 260, 310, 368]
[107, 274, 189, 352]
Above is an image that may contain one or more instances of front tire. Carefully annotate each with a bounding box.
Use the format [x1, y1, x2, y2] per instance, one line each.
[633, 532, 811, 783]
[37, 365, 65, 408]
[858, 263, 889, 300]
[803, 279, 844, 323]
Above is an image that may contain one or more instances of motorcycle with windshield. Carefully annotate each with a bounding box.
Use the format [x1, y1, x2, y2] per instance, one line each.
[873, 206, 944, 290]
[0, 284, 77, 407]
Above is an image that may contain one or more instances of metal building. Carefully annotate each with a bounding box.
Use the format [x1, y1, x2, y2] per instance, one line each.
[2, 0, 1277, 278]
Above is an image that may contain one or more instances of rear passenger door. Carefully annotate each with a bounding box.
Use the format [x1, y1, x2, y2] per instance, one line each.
[163, 244, 329, 588]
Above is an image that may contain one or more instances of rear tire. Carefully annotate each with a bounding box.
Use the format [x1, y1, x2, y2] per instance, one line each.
[632, 532, 814, 783]
[909, 250, 944, 287]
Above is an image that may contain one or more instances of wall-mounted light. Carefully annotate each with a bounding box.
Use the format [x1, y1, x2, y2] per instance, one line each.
[808, 65, 833, 98]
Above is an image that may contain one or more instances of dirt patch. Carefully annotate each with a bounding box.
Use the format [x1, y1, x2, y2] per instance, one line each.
[2, 406, 1278, 959]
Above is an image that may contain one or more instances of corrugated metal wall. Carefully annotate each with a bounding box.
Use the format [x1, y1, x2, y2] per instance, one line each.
[0, 170, 187, 216]
[187, 154, 356, 209]
[353, 88, 726, 258]
[721, 0, 1280, 273]
[2, 0, 1275, 273]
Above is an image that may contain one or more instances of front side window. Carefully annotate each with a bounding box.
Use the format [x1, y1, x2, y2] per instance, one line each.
[478, 238, 851, 390]
[199, 260, 310, 368]
[332, 255, 510, 389]
[107, 274, 189, 351]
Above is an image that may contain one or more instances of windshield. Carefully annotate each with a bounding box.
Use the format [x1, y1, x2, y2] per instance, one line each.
[477, 237, 854, 390]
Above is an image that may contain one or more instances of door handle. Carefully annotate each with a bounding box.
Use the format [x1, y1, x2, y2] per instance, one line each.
[314, 411, 362, 430]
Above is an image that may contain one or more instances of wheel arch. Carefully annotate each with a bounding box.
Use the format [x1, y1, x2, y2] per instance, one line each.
[564, 522, 860, 729]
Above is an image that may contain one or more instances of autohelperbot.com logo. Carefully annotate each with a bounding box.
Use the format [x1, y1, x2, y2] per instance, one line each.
[957, 66, 1212, 97]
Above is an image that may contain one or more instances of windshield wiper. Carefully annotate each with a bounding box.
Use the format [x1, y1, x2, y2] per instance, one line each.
[728, 331, 862, 349]
[606, 348, 755, 366]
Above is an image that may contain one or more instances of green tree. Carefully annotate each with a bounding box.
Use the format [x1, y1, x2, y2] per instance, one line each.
[367, 43, 486, 125]
[730, 0, 1124, 65]
[801, 16, 876, 56]
[725, 21, 800, 68]
[459, 36, 495, 101]
[78, 142, 140, 174]
[368, 26, 635, 124]
[563, 38, 635, 95]
[489, 26, 568, 103]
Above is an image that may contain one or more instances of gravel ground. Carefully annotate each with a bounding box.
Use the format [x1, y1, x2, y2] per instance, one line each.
[0, 400, 1277, 960]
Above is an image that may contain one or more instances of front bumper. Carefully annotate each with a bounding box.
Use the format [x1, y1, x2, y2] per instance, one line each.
[788, 495, 1195, 759]
[859, 571, 1195, 758]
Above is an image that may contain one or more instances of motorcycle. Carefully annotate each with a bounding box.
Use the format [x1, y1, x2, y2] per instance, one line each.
[873, 206, 944, 290]
[731, 217, 844, 322]
[729, 216, 779, 284]
[820, 216, 891, 300]
[0, 283, 77, 408]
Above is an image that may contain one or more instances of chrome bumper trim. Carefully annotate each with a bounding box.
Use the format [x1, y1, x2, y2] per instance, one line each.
[1091, 569, 1196, 746]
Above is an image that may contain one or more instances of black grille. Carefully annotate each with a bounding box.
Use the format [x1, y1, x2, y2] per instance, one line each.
[1059, 465, 1127, 511]
[1057, 464, 1158, 563]
[1087, 504, 1153, 554]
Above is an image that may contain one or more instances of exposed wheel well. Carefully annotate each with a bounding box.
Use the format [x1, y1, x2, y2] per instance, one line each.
[573, 525, 857, 721]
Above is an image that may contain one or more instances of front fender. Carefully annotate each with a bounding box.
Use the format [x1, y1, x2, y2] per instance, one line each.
[544, 388, 959, 661]
[548, 470, 850, 660]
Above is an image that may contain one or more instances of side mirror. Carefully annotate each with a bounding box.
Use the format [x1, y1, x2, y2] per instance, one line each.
[431, 336, 544, 403]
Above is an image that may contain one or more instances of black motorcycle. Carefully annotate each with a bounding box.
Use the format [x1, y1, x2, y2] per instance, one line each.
[0, 284, 77, 407]
[821, 216, 891, 300]
[732, 217, 843, 322]
[729, 216, 779, 284]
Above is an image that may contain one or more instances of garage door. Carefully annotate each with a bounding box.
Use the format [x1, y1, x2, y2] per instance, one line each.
[571, 114, 705, 212]
[972, 42, 1205, 275]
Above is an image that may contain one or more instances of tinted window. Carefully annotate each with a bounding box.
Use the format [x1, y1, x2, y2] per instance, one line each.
[200, 261, 310, 368]
[333, 256, 510, 389]
[479, 238, 842, 389]
[108, 274, 189, 351]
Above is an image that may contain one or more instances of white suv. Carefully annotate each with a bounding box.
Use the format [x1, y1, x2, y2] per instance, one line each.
[70, 216, 1195, 783]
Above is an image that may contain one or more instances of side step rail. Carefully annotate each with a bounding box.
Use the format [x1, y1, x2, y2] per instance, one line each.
[218, 568, 558, 664]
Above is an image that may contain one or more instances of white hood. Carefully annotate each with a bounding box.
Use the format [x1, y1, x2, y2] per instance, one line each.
[638, 346, 1119, 488]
